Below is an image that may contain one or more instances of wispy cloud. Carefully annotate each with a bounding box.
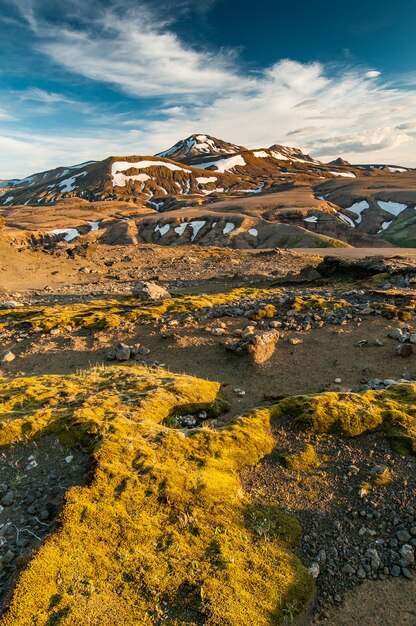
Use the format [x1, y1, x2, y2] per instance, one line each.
[0, 107, 16, 122]
[19, 88, 75, 104]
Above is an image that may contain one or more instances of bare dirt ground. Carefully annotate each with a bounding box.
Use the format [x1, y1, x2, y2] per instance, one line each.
[1, 236, 416, 624]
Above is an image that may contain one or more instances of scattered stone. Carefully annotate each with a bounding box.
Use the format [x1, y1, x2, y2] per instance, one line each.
[115, 343, 131, 361]
[396, 344, 413, 358]
[132, 281, 171, 300]
[288, 337, 303, 345]
[0, 351, 15, 364]
[309, 562, 320, 579]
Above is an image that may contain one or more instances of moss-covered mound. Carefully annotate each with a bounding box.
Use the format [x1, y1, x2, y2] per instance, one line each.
[0, 365, 311, 626]
[275, 384, 416, 454]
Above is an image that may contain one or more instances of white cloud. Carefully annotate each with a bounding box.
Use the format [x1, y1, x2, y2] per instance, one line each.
[365, 70, 381, 78]
[20, 88, 74, 104]
[0, 108, 16, 122]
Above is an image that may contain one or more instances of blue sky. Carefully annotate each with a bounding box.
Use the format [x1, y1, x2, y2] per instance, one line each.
[1, 0, 416, 177]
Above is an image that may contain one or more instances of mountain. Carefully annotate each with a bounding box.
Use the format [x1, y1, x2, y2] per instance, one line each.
[0, 134, 415, 249]
[328, 157, 351, 166]
[155, 133, 246, 162]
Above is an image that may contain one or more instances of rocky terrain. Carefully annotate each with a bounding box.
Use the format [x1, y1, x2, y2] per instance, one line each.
[1, 134, 415, 250]
[0, 235, 415, 625]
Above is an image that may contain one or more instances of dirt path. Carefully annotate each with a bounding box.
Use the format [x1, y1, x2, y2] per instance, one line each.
[312, 578, 416, 625]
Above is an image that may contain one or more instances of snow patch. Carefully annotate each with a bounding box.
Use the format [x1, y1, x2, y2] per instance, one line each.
[329, 171, 356, 178]
[223, 222, 235, 235]
[377, 200, 408, 216]
[154, 223, 171, 237]
[88, 221, 100, 231]
[270, 150, 289, 161]
[174, 223, 187, 236]
[196, 176, 217, 184]
[59, 171, 87, 193]
[338, 213, 356, 228]
[111, 160, 190, 187]
[248, 228, 258, 236]
[189, 220, 206, 241]
[378, 221, 392, 233]
[304, 216, 318, 223]
[50, 228, 80, 242]
[194, 155, 246, 173]
[344, 200, 369, 224]
[253, 150, 270, 158]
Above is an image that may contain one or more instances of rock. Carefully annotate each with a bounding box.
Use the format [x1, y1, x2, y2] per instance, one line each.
[0, 301, 23, 309]
[365, 548, 381, 570]
[390, 565, 401, 577]
[309, 562, 320, 579]
[1, 491, 15, 507]
[225, 330, 279, 364]
[397, 530, 412, 543]
[1, 351, 15, 364]
[106, 349, 117, 361]
[400, 544, 414, 565]
[210, 327, 226, 336]
[115, 343, 131, 361]
[410, 333, 416, 345]
[402, 567, 414, 580]
[233, 388, 246, 397]
[389, 328, 405, 341]
[288, 337, 303, 345]
[396, 344, 413, 358]
[334, 378, 342, 384]
[3, 550, 14, 564]
[374, 339, 384, 347]
[132, 281, 171, 301]
[181, 415, 197, 428]
[247, 330, 280, 364]
[241, 325, 256, 338]
[342, 563, 355, 575]
[356, 566, 366, 579]
[355, 340, 368, 347]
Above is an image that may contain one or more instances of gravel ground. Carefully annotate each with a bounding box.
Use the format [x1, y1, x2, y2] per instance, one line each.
[0, 437, 90, 613]
[241, 424, 416, 623]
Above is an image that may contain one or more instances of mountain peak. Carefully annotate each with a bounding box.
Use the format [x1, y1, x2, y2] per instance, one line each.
[328, 157, 351, 166]
[155, 134, 247, 162]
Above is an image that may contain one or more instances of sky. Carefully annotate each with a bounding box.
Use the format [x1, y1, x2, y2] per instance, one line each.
[1, 0, 416, 178]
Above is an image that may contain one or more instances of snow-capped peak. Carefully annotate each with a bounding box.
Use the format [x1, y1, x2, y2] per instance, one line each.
[155, 134, 247, 162]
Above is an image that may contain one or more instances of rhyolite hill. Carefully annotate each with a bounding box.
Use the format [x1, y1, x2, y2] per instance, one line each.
[1, 133, 415, 248]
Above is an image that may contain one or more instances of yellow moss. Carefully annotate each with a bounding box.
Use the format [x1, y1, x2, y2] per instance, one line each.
[0, 287, 282, 333]
[274, 384, 416, 453]
[290, 295, 350, 313]
[360, 467, 393, 495]
[280, 444, 319, 471]
[252, 304, 277, 321]
[0, 365, 311, 626]
[377, 304, 414, 321]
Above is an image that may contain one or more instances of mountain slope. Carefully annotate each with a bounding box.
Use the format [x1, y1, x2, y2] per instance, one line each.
[1, 134, 415, 248]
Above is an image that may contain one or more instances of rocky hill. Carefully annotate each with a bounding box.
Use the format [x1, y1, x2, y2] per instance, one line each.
[1, 134, 415, 248]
